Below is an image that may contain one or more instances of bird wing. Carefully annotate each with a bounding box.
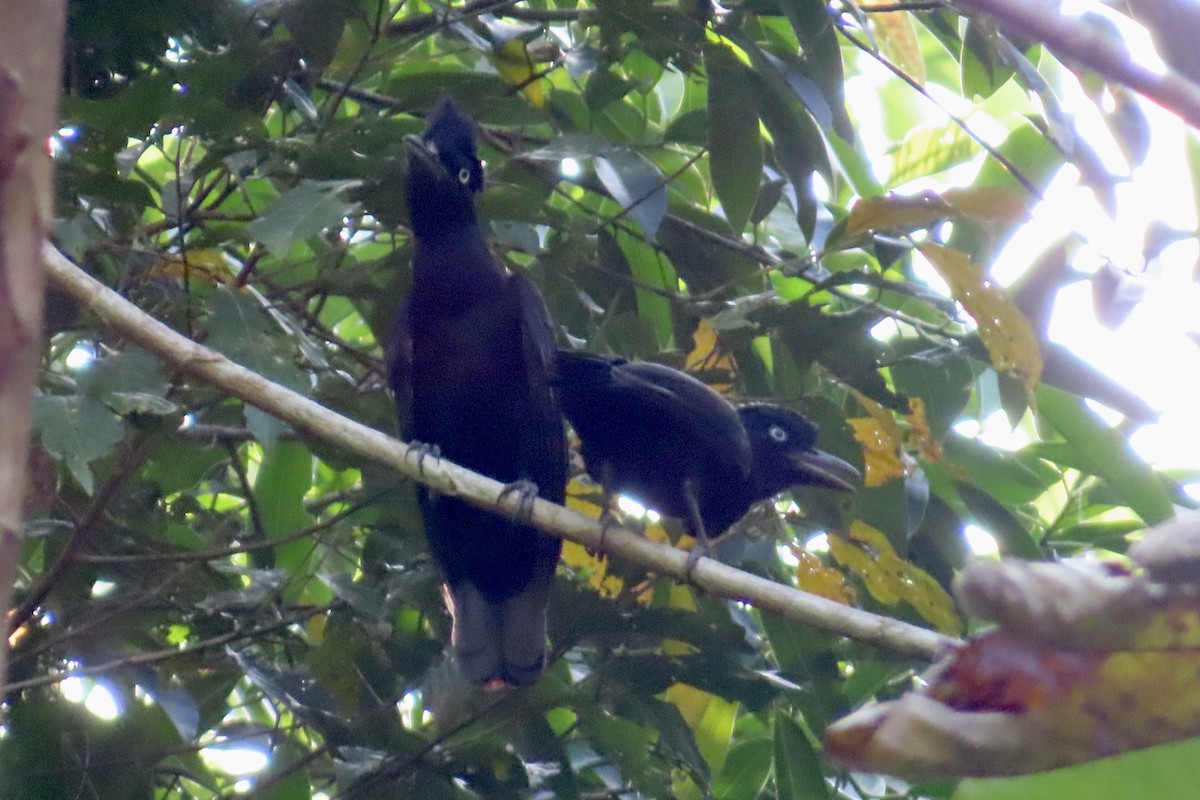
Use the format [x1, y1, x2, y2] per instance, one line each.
[510, 270, 569, 504]
[555, 351, 754, 478]
[385, 296, 414, 436]
[617, 361, 754, 475]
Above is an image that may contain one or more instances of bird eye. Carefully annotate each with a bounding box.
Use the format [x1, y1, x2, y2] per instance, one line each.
[769, 425, 787, 443]
[458, 167, 472, 184]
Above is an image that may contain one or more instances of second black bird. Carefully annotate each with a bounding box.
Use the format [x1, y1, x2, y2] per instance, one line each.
[553, 350, 858, 567]
[389, 99, 567, 687]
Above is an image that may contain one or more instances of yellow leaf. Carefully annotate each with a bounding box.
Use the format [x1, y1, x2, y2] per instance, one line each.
[847, 188, 1030, 240]
[685, 318, 735, 393]
[492, 39, 544, 108]
[846, 389, 906, 488]
[306, 612, 326, 643]
[793, 545, 857, 604]
[562, 478, 626, 598]
[830, 521, 961, 635]
[849, 387, 900, 435]
[941, 186, 1030, 223]
[905, 397, 942, 461]
[664, 583, 699, 656]
[919, 243, 1042, 390]
[847, 418, 906, 487]
[667, 682, 712, 728]
[873, 11, 925, 85]
[149, 251, 232, 284]
[845, 193, 949, 237]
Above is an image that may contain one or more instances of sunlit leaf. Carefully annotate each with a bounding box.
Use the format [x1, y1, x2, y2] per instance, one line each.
[889, 121, 978, 185]
[905, 397, 942, 461]
[793, 546, 856, 604]
[1036, 384, 1174, 526]
[873, 10, 925, 85]
[685, 318, 735, 392]
[562, 478, 627, 599]
[941, 186, 1031, 223]
[828, 522, 961, 635]
[492, 39, 545, 107]
[845, 193, 949, 237]
[847, 388, 906, 487]
[920, 243, 1043, 390]
[848, 417, 906, 487]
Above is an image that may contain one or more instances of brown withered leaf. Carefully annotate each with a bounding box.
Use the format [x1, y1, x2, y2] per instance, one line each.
[825, 551, 1200, 778]
[1128, 511, 1200, 583]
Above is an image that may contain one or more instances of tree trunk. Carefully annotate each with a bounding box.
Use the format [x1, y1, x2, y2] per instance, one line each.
[0, 0, 66, 689]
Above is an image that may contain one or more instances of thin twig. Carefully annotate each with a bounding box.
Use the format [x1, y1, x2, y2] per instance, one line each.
[8, 434, 150, 636]
[2, 603, 333, 694]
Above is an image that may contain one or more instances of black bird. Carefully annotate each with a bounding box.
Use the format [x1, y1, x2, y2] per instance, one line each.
[553, 350, 858, 568]
[388, 99, 567, 687]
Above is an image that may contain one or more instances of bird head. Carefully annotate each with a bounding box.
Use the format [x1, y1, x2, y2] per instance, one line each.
[403, 98, 485, 237]
[738, 404, 860, 494]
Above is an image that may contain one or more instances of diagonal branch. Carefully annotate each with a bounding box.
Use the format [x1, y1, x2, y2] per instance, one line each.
[43, 244, 955, 660]
[956, 0, 1200, 130]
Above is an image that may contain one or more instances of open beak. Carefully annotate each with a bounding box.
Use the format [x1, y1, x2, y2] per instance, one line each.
[788, 449, 860, 491]
[403, 133, 445, 179]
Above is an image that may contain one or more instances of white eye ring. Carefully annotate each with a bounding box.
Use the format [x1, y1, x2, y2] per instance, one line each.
[458, 167, 472, 184]
[769, 425, 787, 443]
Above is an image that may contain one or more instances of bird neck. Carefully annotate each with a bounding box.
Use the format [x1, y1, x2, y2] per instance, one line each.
[405, 179, 480, 242]
[749, 457, 798, 505]
[411, 230, 505, 295]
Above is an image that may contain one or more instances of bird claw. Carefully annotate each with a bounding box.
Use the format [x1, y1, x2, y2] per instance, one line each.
[409, 441, 442, 476]
[589, 509, 622, 558]
[684, 536, 710, 584]
[498, 479, 539, 523]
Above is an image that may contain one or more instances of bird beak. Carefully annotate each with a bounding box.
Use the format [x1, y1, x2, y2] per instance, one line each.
[403, 133, 445, 179]
[788, 449, 860, 491]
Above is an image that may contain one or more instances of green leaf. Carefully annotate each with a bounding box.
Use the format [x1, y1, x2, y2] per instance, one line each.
[706, 42, 763, 233]
[955, 481, 1042, 558]
[955, 737, 1200, 800]
[714, 738, 774, 800]
[78, 345, 168, 399]
[584, 67, 635, 109]
[595, 148, 668, 240]
[255, 438, 319, 599]
[889, 122, 979, 185]
[773, 713, 832, 800]
[206, 286, 310, 445]
[600, 228, 676, 350]
[772, 0, 853, 139]
[248, 179, 359, 254]
[942, 433, 1050, 505]
[1036, 384, 1174, 525]
[33, 394, 124, 493]
[960, 20, 1015, 98]
[695, 693, 739, 777]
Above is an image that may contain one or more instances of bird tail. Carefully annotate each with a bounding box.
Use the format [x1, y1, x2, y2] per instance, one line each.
[444, 583, 549, 687]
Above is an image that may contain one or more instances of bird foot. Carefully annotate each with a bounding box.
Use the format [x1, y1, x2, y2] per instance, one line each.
[684, 538, 709, 584]
[498, 479, 539, 523]
[409, 441, 442, 476]
[589, 510, 622, 558]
